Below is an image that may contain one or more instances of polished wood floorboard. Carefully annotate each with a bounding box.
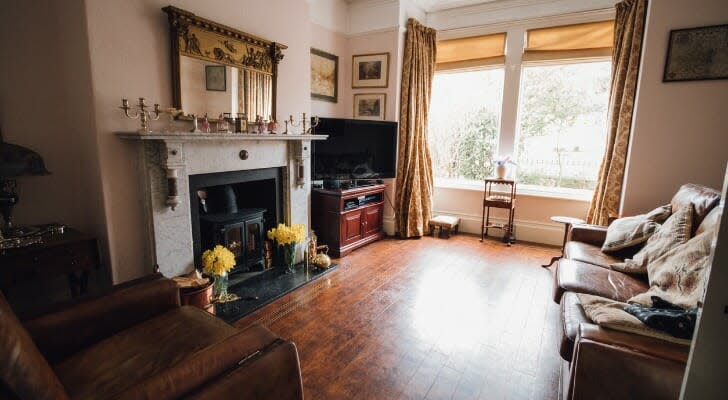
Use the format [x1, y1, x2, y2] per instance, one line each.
[235, 235, 562, 400]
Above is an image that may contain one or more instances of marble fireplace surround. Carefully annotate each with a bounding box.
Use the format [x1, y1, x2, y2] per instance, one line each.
[117, 132, 327, 277]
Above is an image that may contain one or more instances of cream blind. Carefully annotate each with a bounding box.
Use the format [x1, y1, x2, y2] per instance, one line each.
[436, 33, 506, 71]
[523, 20, 614, 62]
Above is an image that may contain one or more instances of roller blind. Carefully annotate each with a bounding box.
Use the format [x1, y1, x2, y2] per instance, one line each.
[436, 32, 506, 71]
[524, 20, 614, 62]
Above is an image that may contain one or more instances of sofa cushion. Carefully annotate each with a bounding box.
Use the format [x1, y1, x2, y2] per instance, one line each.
[55, 306, 238, 400]
[565, 241, 632, 268]
[0, 293, 69, 400]
[611, 206, 693, 274]
[671, 183, 720, 233]
[560, 292, 591, 361]
[554, 259, 649, 303]
[601, 205, 671, 252]
[696, 206, 722, 236]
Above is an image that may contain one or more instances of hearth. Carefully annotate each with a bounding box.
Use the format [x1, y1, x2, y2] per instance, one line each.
[190, 168, 283, 273]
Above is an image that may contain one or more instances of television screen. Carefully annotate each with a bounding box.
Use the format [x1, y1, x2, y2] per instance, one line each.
[312, 118, 397, 181]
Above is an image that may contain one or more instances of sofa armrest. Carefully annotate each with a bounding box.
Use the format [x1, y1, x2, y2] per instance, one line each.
[568, 324, 688, 400]
[567, 224, 607, 247]
[23, 274, 180, 363]
[114, 325, 303, 400]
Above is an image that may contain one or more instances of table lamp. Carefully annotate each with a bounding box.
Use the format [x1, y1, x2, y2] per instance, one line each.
[0, 129, 51, 237]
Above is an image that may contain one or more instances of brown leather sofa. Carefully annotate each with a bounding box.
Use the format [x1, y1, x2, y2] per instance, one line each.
[0, 274, 304, 400]
[552, 184, 721, 400]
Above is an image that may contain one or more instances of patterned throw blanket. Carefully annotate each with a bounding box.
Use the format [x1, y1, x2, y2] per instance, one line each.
[578, 229, 714, 342]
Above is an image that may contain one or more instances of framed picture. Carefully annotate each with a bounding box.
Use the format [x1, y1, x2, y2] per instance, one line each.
[353, 93, 386, 120]
[311, 48, 339, 102]
[205, 65, 226, 91]
[352, 53, 390, 88]
[663, 24, 728, 82]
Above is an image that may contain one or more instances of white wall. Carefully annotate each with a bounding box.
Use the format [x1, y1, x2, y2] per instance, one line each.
[0, 0, 109, 280]
[621, 0, 728, 214]
[311, 23, 351, 118]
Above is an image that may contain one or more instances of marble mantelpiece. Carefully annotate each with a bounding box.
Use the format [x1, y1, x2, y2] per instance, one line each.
[116, 131, 327, 277]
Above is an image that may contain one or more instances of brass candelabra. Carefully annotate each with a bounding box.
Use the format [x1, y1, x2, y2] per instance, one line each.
[120, 98, 161, 133]
[284, 113, 319, 135]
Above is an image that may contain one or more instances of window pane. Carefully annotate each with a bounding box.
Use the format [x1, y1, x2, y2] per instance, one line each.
[428, 68, 504, 182]
[516, 61, 610, 190]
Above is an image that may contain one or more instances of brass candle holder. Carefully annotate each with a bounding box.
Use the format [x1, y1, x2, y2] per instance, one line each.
[120, 98, 161, 133]
[285, 113, 319, 135]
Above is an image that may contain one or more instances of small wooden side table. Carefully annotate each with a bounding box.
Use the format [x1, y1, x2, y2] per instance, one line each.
[0, 228, 100, 296]
[480, 178, 517, 245]
[542, 216, 585, 268]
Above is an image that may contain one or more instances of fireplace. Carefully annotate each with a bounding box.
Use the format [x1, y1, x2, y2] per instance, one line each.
[190, 167, 283, 273]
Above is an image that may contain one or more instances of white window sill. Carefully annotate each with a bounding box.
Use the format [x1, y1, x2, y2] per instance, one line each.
[434, 178, 592, 202]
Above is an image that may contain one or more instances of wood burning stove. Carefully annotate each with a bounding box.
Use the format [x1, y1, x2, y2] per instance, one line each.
[200, 208, 265, 272]
[189, 168, 283, 275]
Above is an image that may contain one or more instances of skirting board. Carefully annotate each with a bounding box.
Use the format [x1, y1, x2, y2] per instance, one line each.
[383, 213, 563, 246]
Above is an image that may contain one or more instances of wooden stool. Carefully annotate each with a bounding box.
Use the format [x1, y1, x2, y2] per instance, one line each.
[429, 215, 460, 238]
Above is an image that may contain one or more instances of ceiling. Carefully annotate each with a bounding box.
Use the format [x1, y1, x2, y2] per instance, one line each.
[345, 0, 507, 13]
[408, 0, 503, 12]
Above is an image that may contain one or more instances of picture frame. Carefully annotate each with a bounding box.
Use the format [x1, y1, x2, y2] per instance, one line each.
[205, 65, 226, 91]
[353, 93, 386, 120]
[663, 24, 728, 82]
[311, 48, 339, 103]
[352, 53, 390, 88]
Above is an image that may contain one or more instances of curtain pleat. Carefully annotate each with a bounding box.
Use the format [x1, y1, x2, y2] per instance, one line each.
[587, 0, 647, 225]
[238, 69, 272, 120]
[395, 18, 437, 238]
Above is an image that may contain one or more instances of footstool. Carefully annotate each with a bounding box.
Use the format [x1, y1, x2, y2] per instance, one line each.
[429, 215, 460, 238]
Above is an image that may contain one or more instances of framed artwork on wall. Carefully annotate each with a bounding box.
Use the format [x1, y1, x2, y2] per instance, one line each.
[311, 48, 339, 102]
[205, 65, 226, 91]
[352, 53, 390, 88]
[663, 24, 728, 82]
[353, 93, 386, 120]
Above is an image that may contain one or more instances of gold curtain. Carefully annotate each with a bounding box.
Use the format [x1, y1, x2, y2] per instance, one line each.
[587, 0, 647, 225]
[238, 69, 272, 120]
[395, 18, 437, 238]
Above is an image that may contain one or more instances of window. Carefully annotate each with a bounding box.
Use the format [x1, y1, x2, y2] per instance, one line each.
[515, 61, 611, 190]
[428, 19, 614, 195]
[428, 68, 504, 182]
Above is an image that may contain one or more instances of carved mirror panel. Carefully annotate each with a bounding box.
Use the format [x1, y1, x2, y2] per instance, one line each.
[163, 6, 286, 120]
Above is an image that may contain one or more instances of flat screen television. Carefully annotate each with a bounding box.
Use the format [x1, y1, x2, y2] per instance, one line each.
[311, 118, 397, 182]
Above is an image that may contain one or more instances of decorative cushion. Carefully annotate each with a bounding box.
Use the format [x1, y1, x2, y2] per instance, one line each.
[610, 206, 693, 274]
[602, 205, 672, 252]
[0, 293, 69, 400]
[629, 229, 714, 309]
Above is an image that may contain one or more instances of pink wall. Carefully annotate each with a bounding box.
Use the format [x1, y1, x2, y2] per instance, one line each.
[622, 0, 728, 214]
[83, 0, 312, 283]
[0, 0, 109, 280]
[311, 23, 351, 118]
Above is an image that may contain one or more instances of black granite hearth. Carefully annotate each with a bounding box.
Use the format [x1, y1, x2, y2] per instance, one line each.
[215, 263, 337, 323]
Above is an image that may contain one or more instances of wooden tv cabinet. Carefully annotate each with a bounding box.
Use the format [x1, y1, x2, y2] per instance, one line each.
[311, 184, 385, 257]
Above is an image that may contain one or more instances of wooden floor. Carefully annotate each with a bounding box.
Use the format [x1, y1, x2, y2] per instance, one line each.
[235, 235, 563, 400]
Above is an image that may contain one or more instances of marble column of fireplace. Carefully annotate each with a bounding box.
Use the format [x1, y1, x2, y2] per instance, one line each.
[117, 132, 327, 277]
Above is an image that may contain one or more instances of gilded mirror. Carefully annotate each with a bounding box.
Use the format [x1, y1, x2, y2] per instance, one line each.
[163, 6, 286, 121]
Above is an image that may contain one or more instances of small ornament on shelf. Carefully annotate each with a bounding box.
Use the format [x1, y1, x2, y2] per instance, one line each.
[120, 97, 161, 133]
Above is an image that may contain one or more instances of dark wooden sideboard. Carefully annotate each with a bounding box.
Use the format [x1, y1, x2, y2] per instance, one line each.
[0, 229, 100, 297]
[312, 184, 385, 257]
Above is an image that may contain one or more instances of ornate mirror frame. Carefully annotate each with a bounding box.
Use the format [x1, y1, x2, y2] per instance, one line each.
[162, 6, 287, 119]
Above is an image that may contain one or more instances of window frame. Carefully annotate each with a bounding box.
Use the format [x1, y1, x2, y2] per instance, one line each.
[431, 11, 615, 200]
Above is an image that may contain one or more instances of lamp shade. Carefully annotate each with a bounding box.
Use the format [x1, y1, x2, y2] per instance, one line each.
[0, 138, 51, 178]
